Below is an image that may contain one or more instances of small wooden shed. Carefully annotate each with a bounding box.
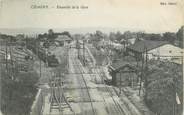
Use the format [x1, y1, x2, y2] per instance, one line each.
[109, 61, 138, 87]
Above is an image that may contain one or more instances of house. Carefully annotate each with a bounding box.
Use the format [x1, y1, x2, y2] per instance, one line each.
[126, 40, 168, 59]
[99, 40, 124, 50]
[126, 40, 183, 64]
[55, 35, 72, 46]
[128, 38, 136, 44]
[147, 44, 183, 64]
[84, 33, 92, 43]
[121, 38, 136, 45]
[120, 38, 137, 48]
[108, 60, 138, 87]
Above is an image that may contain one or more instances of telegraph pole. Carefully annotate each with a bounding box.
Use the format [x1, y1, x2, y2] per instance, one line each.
[76, 40, 80, 59]
[144, 47, 148, 97]
[181, 54, 183, 115]
[139, 55, 144, 96]
[9, 39, 13, 80]
[83, 40, 85, 66]
[0, 35, 2, 114]
[39, 44, 41, 78]
[5, 39, 8, 73]
[139, 45, 145, 96]
[37, 36, 42, 78]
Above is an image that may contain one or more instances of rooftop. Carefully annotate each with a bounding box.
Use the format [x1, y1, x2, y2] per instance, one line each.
[127, 40, 169, 53]
[55, 35, 72, 41]
[110, 56, 138, 71]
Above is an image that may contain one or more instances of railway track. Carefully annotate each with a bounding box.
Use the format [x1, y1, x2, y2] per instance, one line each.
[85, 45, 138, 115]
[75, 45, 125, 115]
[89, 66, 125, 115]
[75, 48, 125, 115]
[66, 43, 141, 115]
[73, 57, 96, 115]
[70, 52, 96, 115]
[49, 74, 75, 115]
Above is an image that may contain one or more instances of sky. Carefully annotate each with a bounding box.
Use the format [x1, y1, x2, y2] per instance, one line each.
[0, 0, 183, 33]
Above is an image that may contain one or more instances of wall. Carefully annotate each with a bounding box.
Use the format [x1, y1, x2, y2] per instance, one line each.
[146, 44, 183, 64]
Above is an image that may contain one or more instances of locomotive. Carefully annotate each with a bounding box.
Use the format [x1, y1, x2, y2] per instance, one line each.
[26, 39, 59, 67]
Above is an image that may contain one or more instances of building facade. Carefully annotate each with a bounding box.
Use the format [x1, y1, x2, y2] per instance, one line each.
[126, 40, 183, 64]
[109, 61, 138, 87]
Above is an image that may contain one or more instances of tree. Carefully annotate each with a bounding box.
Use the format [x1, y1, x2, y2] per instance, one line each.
[123, 31, 132, 40]
[48, 29, 55, 41]
[176, 26, 184, 48]
[148, 34, 162, 41]
[162, 32, 176, 44]
[62, 31, 71, 38]
[1, 68, 39, 115]
[95, 30, 104, 41]
[48, 29, 54, 35]
[109, 32, 116, 41]
[136, 31, 145, 39]
[145, 61, 182, 115]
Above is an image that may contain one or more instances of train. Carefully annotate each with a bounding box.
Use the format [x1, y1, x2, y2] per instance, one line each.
[26, 39, 59, 67]
[47, 55, 59, 67]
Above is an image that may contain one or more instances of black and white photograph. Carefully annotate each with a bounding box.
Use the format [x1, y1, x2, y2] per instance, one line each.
[0, 0, 183, 115]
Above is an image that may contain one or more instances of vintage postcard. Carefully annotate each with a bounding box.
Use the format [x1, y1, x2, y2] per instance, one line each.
[0, 0, 183, 115]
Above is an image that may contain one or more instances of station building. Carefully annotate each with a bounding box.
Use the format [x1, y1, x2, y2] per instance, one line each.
[55, 35, 72, 46]
[126, 40, 183, 64]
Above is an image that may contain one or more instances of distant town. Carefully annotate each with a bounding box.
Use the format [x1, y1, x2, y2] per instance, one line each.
[0, 26, 183, 115]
